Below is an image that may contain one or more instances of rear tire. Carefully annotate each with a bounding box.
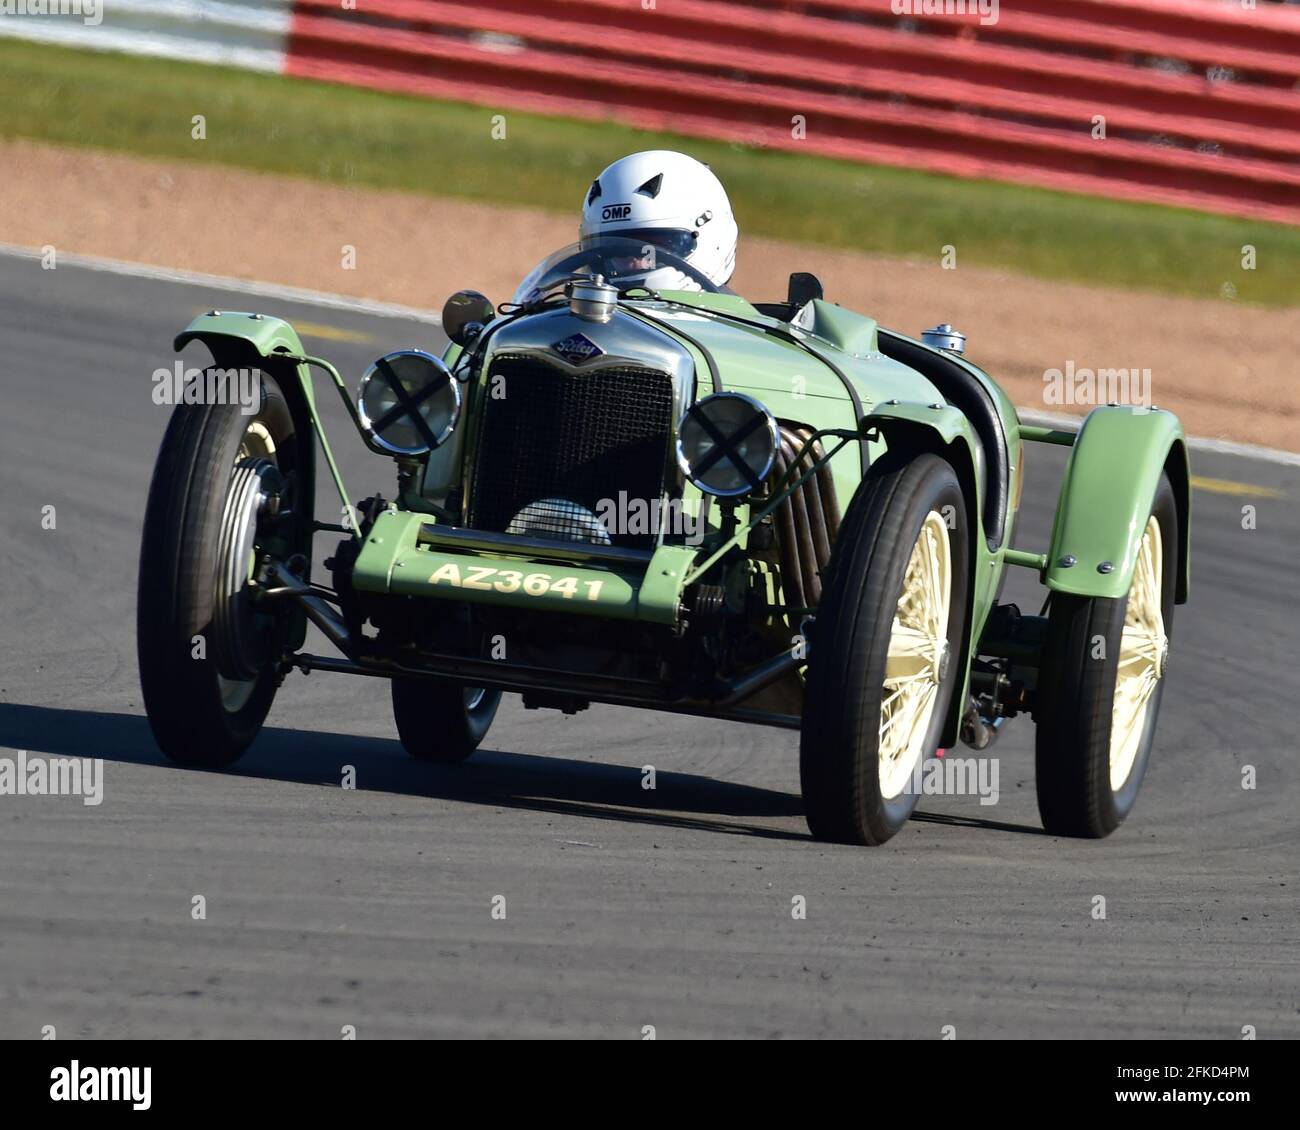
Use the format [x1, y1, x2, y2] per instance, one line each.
[137, 374, 301, 767]
[800, 452, 971, 845]
[1034, 473, 1178, 837]
[391, 679, 501, 763]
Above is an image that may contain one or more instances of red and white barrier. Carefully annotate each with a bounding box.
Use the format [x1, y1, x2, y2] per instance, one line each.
[3, 0, 1296, 222]
[0, 0, 292, 71]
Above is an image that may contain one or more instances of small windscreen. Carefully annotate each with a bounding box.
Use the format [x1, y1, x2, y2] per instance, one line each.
[511, 236, 720, 305]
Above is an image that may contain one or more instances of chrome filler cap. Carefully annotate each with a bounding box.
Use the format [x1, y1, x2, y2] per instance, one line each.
[568, 275, 618, 323]
[921, 323, 967, 354]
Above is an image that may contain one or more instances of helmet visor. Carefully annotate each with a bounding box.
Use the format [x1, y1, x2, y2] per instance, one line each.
[582, 228, 698, 278]
[611, 227, 698, 259]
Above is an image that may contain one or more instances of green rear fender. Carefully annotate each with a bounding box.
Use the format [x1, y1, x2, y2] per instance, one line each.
[1044, 406, 1190, 603]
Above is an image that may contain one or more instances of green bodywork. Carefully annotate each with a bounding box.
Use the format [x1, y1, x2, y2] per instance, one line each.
[1042, 406, 1191, 601]
[175, 310, 308, 360]
[173, 311, 330, 652]
[174, 311, 355, 532]
[353, 509, 696, 625]
[173, 288, 1190, 738]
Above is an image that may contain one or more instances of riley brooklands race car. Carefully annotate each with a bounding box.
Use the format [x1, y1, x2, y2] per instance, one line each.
[137, 237, 1189, 846]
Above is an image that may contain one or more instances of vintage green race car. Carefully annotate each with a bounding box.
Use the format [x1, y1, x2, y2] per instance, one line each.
[137, 237, 1190, 846]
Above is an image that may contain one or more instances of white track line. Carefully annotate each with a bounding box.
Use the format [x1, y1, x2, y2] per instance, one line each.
[1018, 409, 1300, 468]
[0, 242, 443, 326]
[3, 242, 1295, 466]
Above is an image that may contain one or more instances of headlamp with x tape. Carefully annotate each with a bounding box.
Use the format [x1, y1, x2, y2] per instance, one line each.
[357, 349, 461, 456]
[676, 392, 778, 498]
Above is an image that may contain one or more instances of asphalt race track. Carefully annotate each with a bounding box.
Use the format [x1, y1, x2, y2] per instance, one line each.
[0, 250, 1296, 1039]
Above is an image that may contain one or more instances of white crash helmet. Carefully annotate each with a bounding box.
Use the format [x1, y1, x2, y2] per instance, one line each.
[579, 150, 738, 291]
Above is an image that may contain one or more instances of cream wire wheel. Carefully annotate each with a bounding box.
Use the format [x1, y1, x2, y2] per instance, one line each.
[1034, 473, 1178, 838]
[236, 420, 276, 464]
[878, 511, 952, 799]
[1109, 515, 1167, 790]
[800, 453, 969, 847]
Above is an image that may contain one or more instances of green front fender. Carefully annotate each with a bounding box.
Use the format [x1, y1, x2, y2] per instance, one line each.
[173, 308, 322, 431]
[174, 310, 307, 362]
[865, 401, 984, 494]
[173, 311, 322, 650]
[864, 401, 986, 749]
[1044, 406, 1190, 602]
[864, 400, 986, 555]
[867, 400, 973, 445]
[173, 310, 319, 411]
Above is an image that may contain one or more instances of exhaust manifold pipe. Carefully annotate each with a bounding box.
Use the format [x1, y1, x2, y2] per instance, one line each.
[770, 423, 841, 620]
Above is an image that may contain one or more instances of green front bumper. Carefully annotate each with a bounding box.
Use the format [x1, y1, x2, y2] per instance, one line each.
[350, 510, 698, 626]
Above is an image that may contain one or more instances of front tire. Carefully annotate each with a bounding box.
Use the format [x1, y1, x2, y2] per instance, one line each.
[800, 452, 971, 845]
[137, 374, 301, 767]
[1034, 473, 1178, 837]
[391, 679, 501, 763]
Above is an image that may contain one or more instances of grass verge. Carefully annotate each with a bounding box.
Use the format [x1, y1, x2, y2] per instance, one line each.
[1, 38, 1295, 304]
